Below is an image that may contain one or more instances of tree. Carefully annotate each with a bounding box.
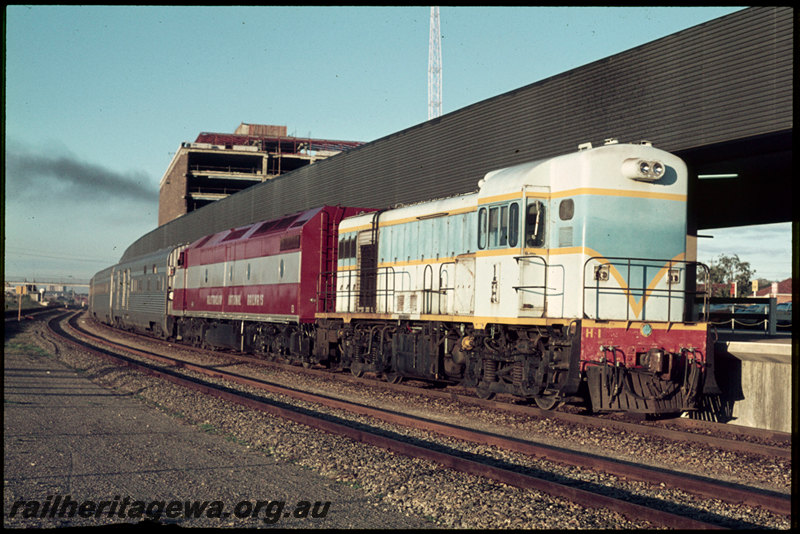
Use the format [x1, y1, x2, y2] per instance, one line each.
[708, 254, 755, 298]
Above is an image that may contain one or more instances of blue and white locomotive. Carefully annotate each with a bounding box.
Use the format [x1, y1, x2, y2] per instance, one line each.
[316, 141, 714, 412]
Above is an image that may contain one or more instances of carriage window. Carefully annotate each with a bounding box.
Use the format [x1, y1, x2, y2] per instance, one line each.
[477, 208, 488, 249]
[508, 203, 519, 247]
[525, 201, 546, 247]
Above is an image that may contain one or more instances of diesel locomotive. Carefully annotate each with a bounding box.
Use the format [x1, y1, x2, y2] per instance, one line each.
[90, 141, 719, 414]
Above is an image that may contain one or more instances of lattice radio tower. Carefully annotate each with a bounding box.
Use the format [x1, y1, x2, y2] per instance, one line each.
[428, 6, 442, 120]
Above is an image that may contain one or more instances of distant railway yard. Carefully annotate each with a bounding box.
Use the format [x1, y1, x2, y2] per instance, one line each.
[4, 310, 791, 529]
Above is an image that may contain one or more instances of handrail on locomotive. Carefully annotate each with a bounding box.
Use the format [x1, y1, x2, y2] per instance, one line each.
[582, 256, 710, 322]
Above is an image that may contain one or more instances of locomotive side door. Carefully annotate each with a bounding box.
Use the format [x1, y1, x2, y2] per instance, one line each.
[357, 232, 377, 312]
[518, 187, 549, 317]
[453, 255, 475, 315]
[356, 211, 381, 313]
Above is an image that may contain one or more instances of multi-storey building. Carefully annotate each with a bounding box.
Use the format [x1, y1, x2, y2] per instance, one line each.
[158, 123, 362, 226]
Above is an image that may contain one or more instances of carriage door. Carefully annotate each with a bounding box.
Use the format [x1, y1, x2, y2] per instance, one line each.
[518, 187, 549, 317]
[167, 245, 188, 316]
[122, 268, 130, 310]
[110, 267, 117, 313]
[356, 211, 381, 313]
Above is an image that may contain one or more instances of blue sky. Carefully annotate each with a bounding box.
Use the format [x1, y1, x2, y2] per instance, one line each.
[4, 6, 792, 285]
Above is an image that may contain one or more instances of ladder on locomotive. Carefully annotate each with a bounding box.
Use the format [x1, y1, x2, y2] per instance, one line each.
[318, 207, 341, 313]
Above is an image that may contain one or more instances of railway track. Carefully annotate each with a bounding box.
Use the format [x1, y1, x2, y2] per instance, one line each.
[84, 312, 791, 459]
[41, 311, 791, 529]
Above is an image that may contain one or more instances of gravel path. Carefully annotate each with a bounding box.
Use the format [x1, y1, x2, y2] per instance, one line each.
[4, 323, 433, 529]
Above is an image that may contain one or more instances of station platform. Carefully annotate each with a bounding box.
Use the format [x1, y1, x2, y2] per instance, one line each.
[695, 334, 794, 433]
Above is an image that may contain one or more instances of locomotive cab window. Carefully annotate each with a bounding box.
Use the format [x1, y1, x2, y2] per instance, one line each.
[500, 206, 510, 246]
[477, 208, 488, 249]
[525, 201, 546, 248]
[488, 207, 499, 247]
[480, 202, 521, 249]
[338, 235, 357, 260]
[508, 202, 519, 247]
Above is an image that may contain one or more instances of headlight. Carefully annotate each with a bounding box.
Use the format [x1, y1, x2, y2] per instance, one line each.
[622, 158, 666, 181]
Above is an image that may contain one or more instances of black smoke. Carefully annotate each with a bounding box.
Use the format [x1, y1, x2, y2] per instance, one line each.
[5, 147, 157, 203]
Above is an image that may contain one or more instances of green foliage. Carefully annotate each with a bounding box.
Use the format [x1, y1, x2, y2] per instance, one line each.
[708, 254, 755, 298]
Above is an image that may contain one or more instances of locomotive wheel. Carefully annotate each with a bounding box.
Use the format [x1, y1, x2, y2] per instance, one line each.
[384, 371, 402, 384]
[475, 382, 495, 401]
[534, 395, 561, 410]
